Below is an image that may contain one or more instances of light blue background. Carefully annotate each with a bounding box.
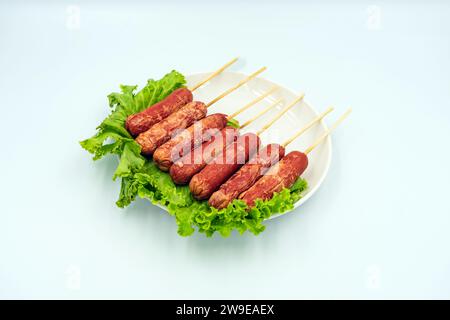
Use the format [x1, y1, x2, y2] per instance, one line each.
[1, 0, 449, 299]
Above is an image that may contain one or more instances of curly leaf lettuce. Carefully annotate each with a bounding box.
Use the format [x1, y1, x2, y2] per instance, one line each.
[80, 70, 186, 179]
[117, 161, 308, 237]
[186, 178, 308, 237]
[226, 118, 240, 129]
[117, 162, 193, 208]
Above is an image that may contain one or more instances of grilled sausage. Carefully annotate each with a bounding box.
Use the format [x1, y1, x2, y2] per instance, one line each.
[189, 133, 261, 200]
[169, 127, 239, 185]
[153, 113, 228, 171]
[126, 88, 193, 137]
[135, 101, 207, 156]
[208, 144, 285, 209]
[239, 151, 308, 207]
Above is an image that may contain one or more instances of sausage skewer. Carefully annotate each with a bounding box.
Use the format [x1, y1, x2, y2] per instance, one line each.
[188, 57, 239, 91]
[153, 87, 278, 171]
[126, 58, 238, 137]
[209, 107, 334, 209]
[189, 93, 305, 200]
[136, 67, 267, 156]
[239, 108, 352, 207]
[169, 98, 284, 184]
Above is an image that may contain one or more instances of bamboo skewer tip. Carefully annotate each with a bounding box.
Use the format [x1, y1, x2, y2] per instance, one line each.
[304, 108, 352, 154]
[206, 66, 268, 108]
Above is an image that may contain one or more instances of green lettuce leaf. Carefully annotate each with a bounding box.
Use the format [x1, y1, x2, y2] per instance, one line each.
[116, 161, 193, 208]
[185, 178, 308, 237]
[118, 163, 308, 237]
[80, 70, 186, 179]
[226, 118, 240, 128]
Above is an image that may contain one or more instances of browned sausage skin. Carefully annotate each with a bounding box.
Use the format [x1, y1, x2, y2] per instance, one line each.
[135, 101, 207, 156]
[189, 133, 261, 200]
[169, 127, 239, 185]
[208, 144, 285, 209]
[239, 151, 308, 207]
[126, 88, 193, 137]
[153, 113, 228, 171]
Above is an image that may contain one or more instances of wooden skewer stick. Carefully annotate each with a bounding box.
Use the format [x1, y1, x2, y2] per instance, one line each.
[189, 57, 239, 92]
[239, 98, 284, 129]
[256, 93, 305, 136]
[304, 108, 352, 155]
[227, 86, 278, 120]
[281, 107, 334, 147]
[205, 67, 267, 108]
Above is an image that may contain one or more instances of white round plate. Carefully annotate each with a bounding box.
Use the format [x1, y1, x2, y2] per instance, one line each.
[156, 71, 332, 219]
